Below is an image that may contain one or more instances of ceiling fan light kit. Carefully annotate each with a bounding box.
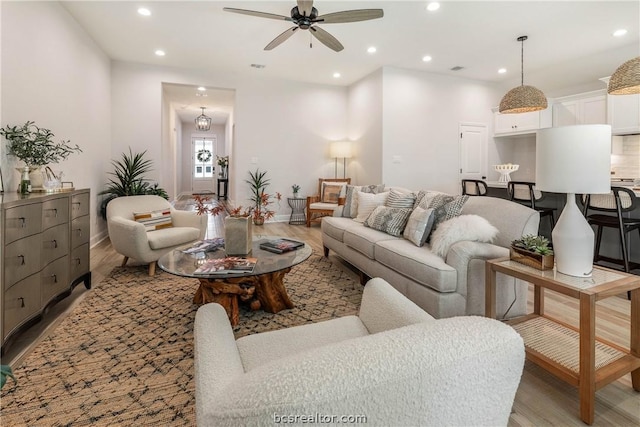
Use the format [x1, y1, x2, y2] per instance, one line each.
[608, 56, 640, 95]
[499, 35, 548, 114]
[195, 107, 212, 132]
[224, 0, 383, 52]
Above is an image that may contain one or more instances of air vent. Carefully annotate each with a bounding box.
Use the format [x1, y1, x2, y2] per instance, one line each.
[450, 66, 464, 71]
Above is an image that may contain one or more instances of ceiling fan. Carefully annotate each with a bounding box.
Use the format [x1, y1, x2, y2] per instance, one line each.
[223, 0, 384, 52]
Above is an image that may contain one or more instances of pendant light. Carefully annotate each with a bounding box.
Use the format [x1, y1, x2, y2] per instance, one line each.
[499, 36, 547, 114]
[608, 56, 640, 95]
[195, 107, 212, 131]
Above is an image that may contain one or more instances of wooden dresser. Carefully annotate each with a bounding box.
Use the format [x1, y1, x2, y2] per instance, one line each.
[1, 189, 91, 353]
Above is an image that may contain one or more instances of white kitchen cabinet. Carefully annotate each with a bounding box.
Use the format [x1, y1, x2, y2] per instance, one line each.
[493, 107, 552, 136]
[607, 93, 640, 135]
[553, 92, 606, 127]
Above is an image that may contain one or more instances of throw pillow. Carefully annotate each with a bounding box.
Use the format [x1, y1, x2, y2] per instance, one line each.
[385, 189, 416, 209]
[364, 206, 412, 237]
[321, 181, 347, 203]
[133, 209, 173, 231]
[355, 191, 389, 223]
[403, 207, 436, 247]
[321, 184, 343, 203]
[431, 195, 470, 230]
[430, 214, 499, 258]
[342, 184, 385, 218]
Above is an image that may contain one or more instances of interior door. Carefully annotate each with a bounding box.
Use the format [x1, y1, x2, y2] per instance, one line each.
[192, 137, 216, 193]
[459, 123, 487, 181]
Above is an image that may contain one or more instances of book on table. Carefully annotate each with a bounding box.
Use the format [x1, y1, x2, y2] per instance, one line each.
[182, 238, 225, 254]
[259, 238, 305, 254]
[193, 256, 257, 275]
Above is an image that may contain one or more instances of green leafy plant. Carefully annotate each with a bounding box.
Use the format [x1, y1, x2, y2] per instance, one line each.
[244, 169, 281, 222]
[98, 148, 168, 219]
[512, 234, 554, 256]
[0, 121, 81, 166]
[292, 184, 300, 193]
[1, 364, 16, 389]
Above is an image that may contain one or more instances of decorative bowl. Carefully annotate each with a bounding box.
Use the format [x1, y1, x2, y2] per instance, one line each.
[494, 164, 519, 183]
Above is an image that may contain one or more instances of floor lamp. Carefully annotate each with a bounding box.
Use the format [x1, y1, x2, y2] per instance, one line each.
[329, 141, 352, 179]
[535, 125, 612, 277]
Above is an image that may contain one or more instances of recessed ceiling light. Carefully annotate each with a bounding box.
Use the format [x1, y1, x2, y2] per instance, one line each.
[498, 68, 507, 74]
[367, 46, 377, 54]
[154, 50, 165, 56]
[613, 29, 628, 37]
[137, 7, 151, 16]
[197, 87, 206, 91]
[422, 55, 432, 62]
[426, 2, 440, 12]
[333, 72, 341, 78]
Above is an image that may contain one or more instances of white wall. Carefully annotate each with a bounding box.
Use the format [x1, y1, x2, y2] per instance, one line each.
[1, 1, 111, 244]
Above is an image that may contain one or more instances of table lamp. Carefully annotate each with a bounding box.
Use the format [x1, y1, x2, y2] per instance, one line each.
[329, 141, 353, 179]
[535, 125, 611, 277]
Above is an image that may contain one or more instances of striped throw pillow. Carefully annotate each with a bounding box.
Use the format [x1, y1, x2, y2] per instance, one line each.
[364, 206, 412, 237]
[133, 209, 173, 231]
[385, 189, 416, 209]
[355, 191, 389, 223]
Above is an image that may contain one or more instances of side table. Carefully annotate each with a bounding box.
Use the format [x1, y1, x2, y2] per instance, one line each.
[287, 197, 306, 225]
[485, 258, 640, 425]
[217, 178, 228, 200]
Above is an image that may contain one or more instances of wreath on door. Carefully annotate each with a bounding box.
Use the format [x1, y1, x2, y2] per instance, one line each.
[196, 149, 212, 163]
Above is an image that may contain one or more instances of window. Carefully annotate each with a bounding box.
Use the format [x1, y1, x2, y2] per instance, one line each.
[193, 137, 216, 178]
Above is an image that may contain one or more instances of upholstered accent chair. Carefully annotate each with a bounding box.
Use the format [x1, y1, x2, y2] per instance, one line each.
[106, 195, 206, 275]
[194, 278, 525, 426]
[306, 178, 351, 227]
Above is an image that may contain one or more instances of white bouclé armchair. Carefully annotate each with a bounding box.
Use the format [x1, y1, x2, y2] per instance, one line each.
[106, 195, 206, 275]
[194, 277, 525, 426]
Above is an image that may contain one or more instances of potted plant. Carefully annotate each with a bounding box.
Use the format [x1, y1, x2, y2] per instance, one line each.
[510, 234, 554, 270]
[217, 155, 229, 178]
[245, 169, 281, 225]
[0, 121, 82, 190]
[99, 148, 168, 219]
[292, 184, 300, 198]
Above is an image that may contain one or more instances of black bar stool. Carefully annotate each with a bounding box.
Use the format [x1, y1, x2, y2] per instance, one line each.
[461, 179, 488, 196]
[507, 181, 556, 229]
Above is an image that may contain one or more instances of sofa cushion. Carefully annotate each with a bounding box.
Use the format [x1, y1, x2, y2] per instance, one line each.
[342, 184, 385, 218]
[344, 225, 399, 259]
[321, 184, 344, 203]
[146, 226, 200, 250]
[309, 202, 339, 211]
[364, 206, 412, 237]
[403, 207, 436, 247]
[321, 216, 359, 243]
[237, 315, 369, 372]
[355, 191, 389, 223]
[375, 239, 457, 293]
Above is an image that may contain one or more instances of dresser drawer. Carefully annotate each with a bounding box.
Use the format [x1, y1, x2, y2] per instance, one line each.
[71, 215, 90, 248]
[4, 203, 42, 244]
[71, 192, 90, 219]
[42, 223, 70, 267]
[41, 255, 70, 305]
[3, 274, 40, 340]
[42, 197, 69, 230]
[70, 243, 90, 280]
[4, 234, 42, 290]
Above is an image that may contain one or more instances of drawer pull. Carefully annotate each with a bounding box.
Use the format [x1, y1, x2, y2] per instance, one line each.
[18, 217, 26, 228]
[72, 202, 81, 210]
[46, 208, 58, 217]
[74, 258, 81, 265]
[18, 297, 25, 308]
[17, 255, 25, 265]
[75, 228, 82, 236]
[51, 239, 58, 248]
[51, 274, 58, 283]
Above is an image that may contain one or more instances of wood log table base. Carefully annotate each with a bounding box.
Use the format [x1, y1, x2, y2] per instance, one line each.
[193, 267, 295, 326]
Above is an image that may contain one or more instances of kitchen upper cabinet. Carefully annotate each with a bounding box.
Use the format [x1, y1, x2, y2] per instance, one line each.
[493, 107, 552, 136]
[553, 92, 606, 127]
[608, 93, 640, 135]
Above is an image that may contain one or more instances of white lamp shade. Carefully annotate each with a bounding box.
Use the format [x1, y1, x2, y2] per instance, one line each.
[536, 125, 611, 194]
[329, 141, 353, 159]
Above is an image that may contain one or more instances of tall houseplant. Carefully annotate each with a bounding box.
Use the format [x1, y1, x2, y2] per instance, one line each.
[245, 169, 280, 225]
[99, 148, 168, 219]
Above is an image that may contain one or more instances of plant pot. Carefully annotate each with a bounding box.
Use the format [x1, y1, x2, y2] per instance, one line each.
[510, 246, 554, 270]
[224, 216, 252, 255]
[253, 216, 265, 226]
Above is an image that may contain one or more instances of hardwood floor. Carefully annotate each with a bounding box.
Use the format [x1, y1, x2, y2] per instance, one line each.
[2, 211, 638, 426]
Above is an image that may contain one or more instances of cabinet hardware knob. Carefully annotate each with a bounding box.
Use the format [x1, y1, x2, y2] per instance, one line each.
[51, 239, 58, 248]
[17, 254, 25, 265]
[18, 297, 25, 308]
[18, 217, 26, 228]
[76, 228, 82, 236]
[75, 258, 81, 265]
[51, 274, 58, 283]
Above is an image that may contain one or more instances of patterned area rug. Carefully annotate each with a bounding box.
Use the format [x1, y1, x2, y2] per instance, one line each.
[0, 254, 362, 426]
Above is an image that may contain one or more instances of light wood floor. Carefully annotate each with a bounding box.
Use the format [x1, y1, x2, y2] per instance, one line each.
[2, 213, 638, 426]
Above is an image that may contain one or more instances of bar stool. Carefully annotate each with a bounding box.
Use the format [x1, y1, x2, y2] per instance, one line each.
[507, 181, 556, 229]
[461, 179, 488, 196]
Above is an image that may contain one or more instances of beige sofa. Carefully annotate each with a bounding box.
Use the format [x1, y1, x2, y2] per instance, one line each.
[194, 278, 525, 426]
[322, 194, 539, 319]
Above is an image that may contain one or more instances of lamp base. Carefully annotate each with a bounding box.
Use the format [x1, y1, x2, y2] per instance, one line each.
[552, 193, 594, 277]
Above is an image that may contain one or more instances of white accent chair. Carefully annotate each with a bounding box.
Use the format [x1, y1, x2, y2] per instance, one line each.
[194, 277, 525, 426]
[106, 195, 206, 275]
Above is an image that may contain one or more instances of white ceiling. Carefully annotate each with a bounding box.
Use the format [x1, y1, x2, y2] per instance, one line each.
[61, 1, 640, 123]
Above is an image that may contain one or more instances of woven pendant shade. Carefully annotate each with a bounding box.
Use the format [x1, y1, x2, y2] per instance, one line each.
[499, 35, 547, 114]
[608, 56, 640, 95]
[499, 85, 548, 114]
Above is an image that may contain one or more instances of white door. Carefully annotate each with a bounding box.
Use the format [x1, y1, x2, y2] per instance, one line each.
[459, 123, 487, 180]
[192, 137, 216, 193]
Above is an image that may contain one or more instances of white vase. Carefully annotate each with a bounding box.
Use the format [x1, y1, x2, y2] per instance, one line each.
[224, 216, 252, 255]
[29, 166, 44, 189]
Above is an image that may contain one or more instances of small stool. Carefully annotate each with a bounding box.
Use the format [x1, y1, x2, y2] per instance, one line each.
[288, 197, 306, 225]
[217, 179, 228, 200]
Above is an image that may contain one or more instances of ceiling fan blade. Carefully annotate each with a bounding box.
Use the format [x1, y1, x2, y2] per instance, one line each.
[309, 26, 344, 52]
[297, 0, 314, 16]
[265, 27, 299, 50]
[223, 7, 292, 22]
[317, 9, 384, 24]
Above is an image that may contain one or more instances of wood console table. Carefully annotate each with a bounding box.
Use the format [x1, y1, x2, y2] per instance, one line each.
[485, 258, 640, 425]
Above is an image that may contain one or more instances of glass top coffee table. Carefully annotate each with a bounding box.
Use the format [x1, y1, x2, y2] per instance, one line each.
[158, 236, 312, 326]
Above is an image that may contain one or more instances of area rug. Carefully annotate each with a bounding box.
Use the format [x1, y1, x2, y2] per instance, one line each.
[0, 254, 362, 426]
